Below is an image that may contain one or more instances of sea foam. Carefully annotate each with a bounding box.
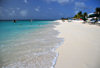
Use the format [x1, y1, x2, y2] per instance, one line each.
[0, 21, 63, 68]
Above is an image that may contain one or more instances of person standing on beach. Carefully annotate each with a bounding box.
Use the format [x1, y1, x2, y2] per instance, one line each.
[13, 20, 16, 24]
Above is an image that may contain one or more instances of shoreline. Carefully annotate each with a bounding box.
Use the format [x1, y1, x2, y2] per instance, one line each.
[54, 20, 100, 68]
[0, 20, 63, 68]
[51, 20, 64, 68]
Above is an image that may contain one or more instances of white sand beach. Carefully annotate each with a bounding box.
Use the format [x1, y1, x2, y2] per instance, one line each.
[55, 20, 100, 68]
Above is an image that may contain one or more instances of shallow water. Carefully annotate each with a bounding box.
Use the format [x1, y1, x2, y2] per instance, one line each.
[0, 21, 63, 68]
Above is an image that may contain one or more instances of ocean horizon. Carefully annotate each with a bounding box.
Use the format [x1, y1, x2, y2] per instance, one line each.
[0, 19, 57, 21]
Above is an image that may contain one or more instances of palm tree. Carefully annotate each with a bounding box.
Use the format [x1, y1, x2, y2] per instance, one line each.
[73, 11, 84, 19]
[74, 15, 77, 18]
[78, 11, 83, 17]
[83, 12, 88, 17]
[78, 11, 82, 15]
[83, 12, 88, 22]
[75, 11, 83, 19]
[95, 8, 100, 22]
[96, 8, 100, 14]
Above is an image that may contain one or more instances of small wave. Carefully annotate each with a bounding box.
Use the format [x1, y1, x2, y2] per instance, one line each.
[0, 21, 64, 68]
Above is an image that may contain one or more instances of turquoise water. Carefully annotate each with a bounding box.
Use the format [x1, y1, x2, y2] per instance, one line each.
[0, 21, 63, 68]
[0, 21, 51, 42]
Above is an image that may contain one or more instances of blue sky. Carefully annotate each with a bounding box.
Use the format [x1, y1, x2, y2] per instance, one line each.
[0, 0, 100, 20]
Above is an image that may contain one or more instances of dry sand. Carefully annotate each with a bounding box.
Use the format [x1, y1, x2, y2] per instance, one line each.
[54, 20, 100, 68]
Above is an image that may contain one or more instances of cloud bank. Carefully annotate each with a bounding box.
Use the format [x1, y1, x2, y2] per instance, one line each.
[20, 10, 27, 17]
[24, 0, 28, 3]
[75, 2, 85, 7]
[45, 0, 73, 4]
[34, 7, 40, 12]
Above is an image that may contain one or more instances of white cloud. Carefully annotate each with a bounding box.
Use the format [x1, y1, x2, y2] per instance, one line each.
[12, 10, 15, 13]
[45, 0, 73, 4]
[24, 0, 28, 3]
[17, 8, 20, 10]
[35, 8, 39, 12]
[75, 2, 85, 7]
[34, 7, 40, 12]
[20, 10, 27, 17]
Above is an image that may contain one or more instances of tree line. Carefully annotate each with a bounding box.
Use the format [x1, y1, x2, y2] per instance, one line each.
[74, 11, 88, 19]
[74, 8, 100, 19]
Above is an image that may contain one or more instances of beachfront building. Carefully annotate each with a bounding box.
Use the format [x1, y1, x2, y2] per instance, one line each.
[88, 8, 100, 17]
[87, 8, 100, 23]
[87, 13, 97, 23]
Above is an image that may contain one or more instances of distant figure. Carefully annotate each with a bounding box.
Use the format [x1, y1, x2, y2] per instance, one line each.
[13, 20, 16, 23]
[83, 16, 87, 23]
[30, 19, 32, 22]
[30, 19, 33, 25]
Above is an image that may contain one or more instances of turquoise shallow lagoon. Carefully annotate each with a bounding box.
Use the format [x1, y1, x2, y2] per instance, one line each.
[0, 21, 52, 41]
[0, 21, 63, 68]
